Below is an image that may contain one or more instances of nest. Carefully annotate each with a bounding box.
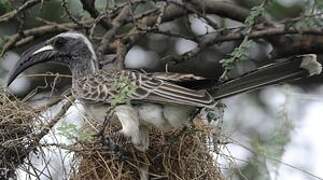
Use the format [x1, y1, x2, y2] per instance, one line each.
[71, 116, 224, 180]
[0, 88, 40, 179]
[0, 87, 224, 179]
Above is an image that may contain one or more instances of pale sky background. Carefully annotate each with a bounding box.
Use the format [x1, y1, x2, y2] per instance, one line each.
[220, 87, 323, 180]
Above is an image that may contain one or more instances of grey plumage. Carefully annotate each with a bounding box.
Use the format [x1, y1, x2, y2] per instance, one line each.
[72, 69, 215, 107]
[211, 54, 322, 100]
[7, 32, 322, 151]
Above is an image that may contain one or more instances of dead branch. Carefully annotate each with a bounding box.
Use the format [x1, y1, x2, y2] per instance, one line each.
[1, 21, 88, 55]
[160, 26, 323, 64]
[80, 0, 112, 30]
[97, 6, 131, 60]
[0, 0, 44, 23]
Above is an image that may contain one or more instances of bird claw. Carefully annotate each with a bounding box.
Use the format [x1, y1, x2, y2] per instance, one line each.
[201, 103, 226, 123]
[100, 135, 128, 161]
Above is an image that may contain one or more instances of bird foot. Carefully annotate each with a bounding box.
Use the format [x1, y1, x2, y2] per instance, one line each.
[99, 134, 128, 161]
[201, 102, 226, 123]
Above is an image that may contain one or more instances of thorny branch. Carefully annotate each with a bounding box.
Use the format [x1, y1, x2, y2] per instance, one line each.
[0, 0, 45, 23]
[0, 21, 89, 55]
[80, 0, 112, 30]
[1, 1, 323, 70]
[97, 6, 130, 58]
[61, 0, 89, 29]
[0, 1, 252, 58]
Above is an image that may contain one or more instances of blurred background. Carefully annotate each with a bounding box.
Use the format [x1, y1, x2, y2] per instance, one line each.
[1, 0, 323, 179]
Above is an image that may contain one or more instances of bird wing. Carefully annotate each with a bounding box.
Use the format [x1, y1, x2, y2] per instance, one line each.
[151, 72, 206, 81]
[73, 55, 322, 107]
[72, 70, 215, 108]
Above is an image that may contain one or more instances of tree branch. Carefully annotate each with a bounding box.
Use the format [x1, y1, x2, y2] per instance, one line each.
[80, 0, 112, 29]
[178, 0, 250, 22]
[159, 26, 323, 64]
[1, 21, 90, 55]
[0, 0, 44, 23]
[97, 6, 130, 60]
[118, 1, 253, 56]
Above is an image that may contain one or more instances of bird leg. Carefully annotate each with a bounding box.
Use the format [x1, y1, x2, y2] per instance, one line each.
[100, 135, 128, 161]
[199, 102, 226, 123]
[97, 107, 127, 159]
[97, 106, 114, 136]
[115, 105, 149, 151]
[197, 102, 226, 153]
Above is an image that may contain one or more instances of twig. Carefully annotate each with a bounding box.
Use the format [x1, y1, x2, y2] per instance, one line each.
[149, 29, 199, 42]
[164, 0, 219, 29]
[32, 95, 75, 141]
[229, 137, 323, 180]
[120, 0, 252, 58]
[80, 0, 112, 30]
[159, 26, 323, 64]
[97, 6, 131, 60]
[0, 0, 44, 23]
[96, 106, 115, 138]
[1, 21, 91, 55]
[61, 0, 89, 29]
[115, 40, 127, 69]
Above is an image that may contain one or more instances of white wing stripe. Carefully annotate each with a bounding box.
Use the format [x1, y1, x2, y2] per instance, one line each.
[153, 89, 213, 104]
[152, 90, 213, 107]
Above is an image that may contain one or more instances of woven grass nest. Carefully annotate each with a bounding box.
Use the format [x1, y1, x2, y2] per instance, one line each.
[0, 87, 224, 179]
[72, 115, 224, 180]
[0, 88, 40, 178]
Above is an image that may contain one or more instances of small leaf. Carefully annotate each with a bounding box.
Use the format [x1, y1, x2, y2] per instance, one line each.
[0, 0, 12, 14]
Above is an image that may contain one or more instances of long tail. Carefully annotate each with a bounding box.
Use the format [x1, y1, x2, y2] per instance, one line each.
[210, 54, 322, 100]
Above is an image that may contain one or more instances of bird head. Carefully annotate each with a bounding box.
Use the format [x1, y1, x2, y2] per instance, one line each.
[7, 32, 97, 86]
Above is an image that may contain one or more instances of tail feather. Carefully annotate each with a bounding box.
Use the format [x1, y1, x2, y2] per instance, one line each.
[210, 54, 322, 100]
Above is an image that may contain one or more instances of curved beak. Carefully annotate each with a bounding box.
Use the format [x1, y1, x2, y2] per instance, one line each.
[7, 43, 57, 86]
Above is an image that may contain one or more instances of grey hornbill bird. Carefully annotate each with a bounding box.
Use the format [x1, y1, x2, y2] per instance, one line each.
[7, 32, 322, 151]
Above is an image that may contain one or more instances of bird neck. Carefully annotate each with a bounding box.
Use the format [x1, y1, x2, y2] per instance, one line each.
[69, 57, 97, 79]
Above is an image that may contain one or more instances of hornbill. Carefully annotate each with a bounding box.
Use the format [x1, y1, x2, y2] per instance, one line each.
[7, 32, 322, 151]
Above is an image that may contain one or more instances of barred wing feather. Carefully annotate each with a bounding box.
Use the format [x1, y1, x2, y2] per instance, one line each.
[73, 70, 215, 108]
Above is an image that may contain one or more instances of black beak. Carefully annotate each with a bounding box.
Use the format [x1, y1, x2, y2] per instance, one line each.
[7, 43, 57, 86]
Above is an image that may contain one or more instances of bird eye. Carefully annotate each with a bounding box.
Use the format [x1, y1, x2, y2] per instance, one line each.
[54, 37, 67, 48]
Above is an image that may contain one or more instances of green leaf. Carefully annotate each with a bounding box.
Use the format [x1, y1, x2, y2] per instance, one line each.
[57, 122, 78, 139]
[111, 74, 138, 106]
[0, 0, 12, 14]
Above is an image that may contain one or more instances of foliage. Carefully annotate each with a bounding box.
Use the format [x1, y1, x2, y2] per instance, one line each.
[57, 122, 94, 141]
[220, 1, 266, 80]
[111, 74, 137, 106]
[0, 0, 12, 15]
[220, 39, 251, 74]
[244, 3, 266, 26]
